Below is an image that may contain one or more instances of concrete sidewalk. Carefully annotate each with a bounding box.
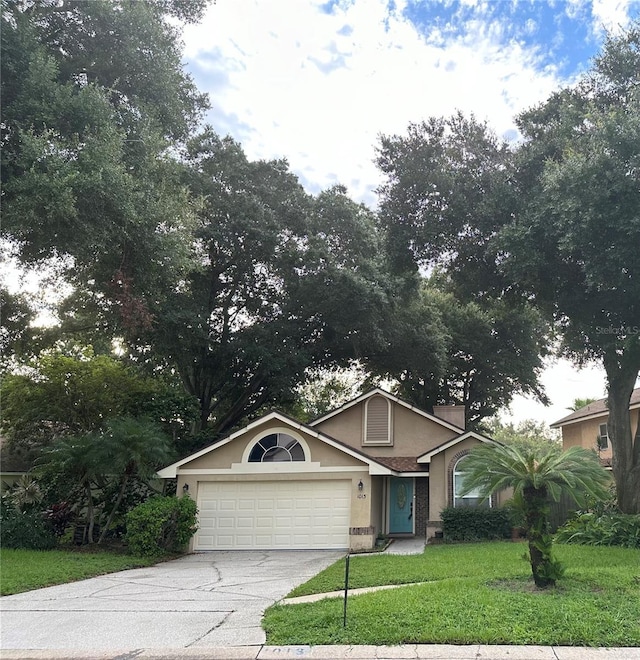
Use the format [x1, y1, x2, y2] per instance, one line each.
[1, 644, 638, 659]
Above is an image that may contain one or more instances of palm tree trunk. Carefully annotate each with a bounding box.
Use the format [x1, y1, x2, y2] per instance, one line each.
[85, 482, 95, 544]
[523, 485, 555, 588]
[98, 475, 129, 544]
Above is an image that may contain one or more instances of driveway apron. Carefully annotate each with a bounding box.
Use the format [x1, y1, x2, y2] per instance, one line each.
[0, 550, 343, 650]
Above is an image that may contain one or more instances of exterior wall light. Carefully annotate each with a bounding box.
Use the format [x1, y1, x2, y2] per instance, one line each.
[182, 483, 189, 493]
[358, 480, 364, 491]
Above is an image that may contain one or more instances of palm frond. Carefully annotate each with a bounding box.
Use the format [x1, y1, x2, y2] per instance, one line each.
[458, 442, 610, 504]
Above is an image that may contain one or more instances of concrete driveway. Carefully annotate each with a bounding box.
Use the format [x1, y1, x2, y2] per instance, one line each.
[0, 550, 343, 650]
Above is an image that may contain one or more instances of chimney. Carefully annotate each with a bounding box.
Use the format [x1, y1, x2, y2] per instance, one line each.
[433, 405, 466, 430]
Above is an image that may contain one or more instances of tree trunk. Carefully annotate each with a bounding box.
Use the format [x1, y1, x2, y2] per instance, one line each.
[604, 349, 640, 514]
[197, 398, 211, 433]
[523, 485, 555, 588]
[98, 475, 129, 544]
[85, 481, 96, 544]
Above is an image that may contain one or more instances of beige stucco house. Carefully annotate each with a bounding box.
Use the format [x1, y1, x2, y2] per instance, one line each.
[550, 388, 640, 467]
[158, 388, 502, 552]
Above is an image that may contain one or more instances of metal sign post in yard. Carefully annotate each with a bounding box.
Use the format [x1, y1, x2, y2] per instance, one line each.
[343, 552, 350, 627]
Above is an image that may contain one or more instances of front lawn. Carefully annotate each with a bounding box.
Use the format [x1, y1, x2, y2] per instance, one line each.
[0, 548, 160, 596]
[264, 542, 640, 647]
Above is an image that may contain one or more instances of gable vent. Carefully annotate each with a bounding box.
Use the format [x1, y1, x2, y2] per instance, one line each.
[365, 396, 391, 444]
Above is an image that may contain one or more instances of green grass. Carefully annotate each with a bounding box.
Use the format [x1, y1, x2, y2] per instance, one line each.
[264, 542, 640, 646]
[0, 548, 160, 595]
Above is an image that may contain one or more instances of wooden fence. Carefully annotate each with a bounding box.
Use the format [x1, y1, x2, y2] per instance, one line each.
[549, 491, 579, 532]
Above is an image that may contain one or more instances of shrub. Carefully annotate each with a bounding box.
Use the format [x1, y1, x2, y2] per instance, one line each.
[440, 506, 512, 542]
[555, 512, 640, 549]
[125, 495, 198, 556]
[43, 501, 75, 537]
[0, 499, 57, 550]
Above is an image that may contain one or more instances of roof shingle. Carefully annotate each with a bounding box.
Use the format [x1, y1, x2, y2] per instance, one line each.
[551, 387, 640, 427]
[370, 456, 428, 472]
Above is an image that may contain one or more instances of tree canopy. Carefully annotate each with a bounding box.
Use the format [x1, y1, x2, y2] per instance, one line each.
[3, 1, 639, 515]
[374, 25, 640, 511]
[0, 350, 197, 457]
[134, 133, 392, 438]
[1, 0, 209, 337]
[377, 283, 548, 428]
[373, 114, 549, 428]
[500, 25, 640, 513]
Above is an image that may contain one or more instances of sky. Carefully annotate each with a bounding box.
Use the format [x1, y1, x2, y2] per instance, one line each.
[178, 0, 640, 426]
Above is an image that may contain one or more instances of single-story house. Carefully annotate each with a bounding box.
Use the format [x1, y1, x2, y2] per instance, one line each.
[550, 387, 640, 468]
[158, 388, 505, 552]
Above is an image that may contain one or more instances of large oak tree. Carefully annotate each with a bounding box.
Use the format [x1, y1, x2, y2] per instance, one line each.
[1, 0, 209, 339]
[503, 25, 640, 513]
[374, 114, 548, 428]
[133, 132, 391, 438]
[375, 28, 640, 512]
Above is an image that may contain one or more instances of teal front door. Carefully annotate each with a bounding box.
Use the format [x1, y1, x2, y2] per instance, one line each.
[389, 477, 414, 534]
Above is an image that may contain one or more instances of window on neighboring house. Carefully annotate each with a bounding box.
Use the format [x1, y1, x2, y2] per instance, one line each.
[453, 456, 490, 507]
[248, 433, 305, 462]
[364, 395, 392, 445]
[598, 423, 609, 450]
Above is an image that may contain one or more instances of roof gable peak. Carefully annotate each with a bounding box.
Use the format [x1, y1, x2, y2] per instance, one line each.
[309, 387, 464, 433]
[157, 408, 395, 478]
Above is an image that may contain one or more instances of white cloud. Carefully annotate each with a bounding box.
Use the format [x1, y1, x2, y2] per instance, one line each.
[506, 358, 608, 425]
[591, 0, 634, 34]
[182, 0, 566, 204]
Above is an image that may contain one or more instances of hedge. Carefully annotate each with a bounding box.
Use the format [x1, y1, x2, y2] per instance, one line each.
[440, 506, 512, 541]
[125, 495, 198, 556]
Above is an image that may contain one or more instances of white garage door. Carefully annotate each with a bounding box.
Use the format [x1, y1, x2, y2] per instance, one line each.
[195, 480, 351, 550]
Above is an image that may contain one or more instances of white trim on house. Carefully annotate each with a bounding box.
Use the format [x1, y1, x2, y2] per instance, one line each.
[310, 387, 465, 433]
[177, 465, 369, 475]
[157, 411, 396, 478]
[416, 431, 497, 464]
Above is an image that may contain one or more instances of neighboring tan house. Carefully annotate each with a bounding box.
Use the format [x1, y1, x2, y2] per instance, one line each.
[158, 388, 505, 552]
[550, 388, 640, 467]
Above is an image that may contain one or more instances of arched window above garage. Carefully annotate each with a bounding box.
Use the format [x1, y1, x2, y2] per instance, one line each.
[248, 433, 305, 462]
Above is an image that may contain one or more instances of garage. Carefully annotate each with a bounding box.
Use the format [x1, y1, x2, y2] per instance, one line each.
[195, 479, 351, 550]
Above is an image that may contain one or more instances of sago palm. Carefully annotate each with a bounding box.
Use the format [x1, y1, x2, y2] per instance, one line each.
[458, 443, 610, 587]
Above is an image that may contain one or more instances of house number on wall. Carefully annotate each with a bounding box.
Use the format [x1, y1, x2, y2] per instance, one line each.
[357, 494, 367, 499]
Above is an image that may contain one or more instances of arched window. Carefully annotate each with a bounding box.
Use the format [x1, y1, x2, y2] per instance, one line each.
[453, 456, 490, 507]
[364, 395, 392, 445]
[248, 433, 305, 462]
